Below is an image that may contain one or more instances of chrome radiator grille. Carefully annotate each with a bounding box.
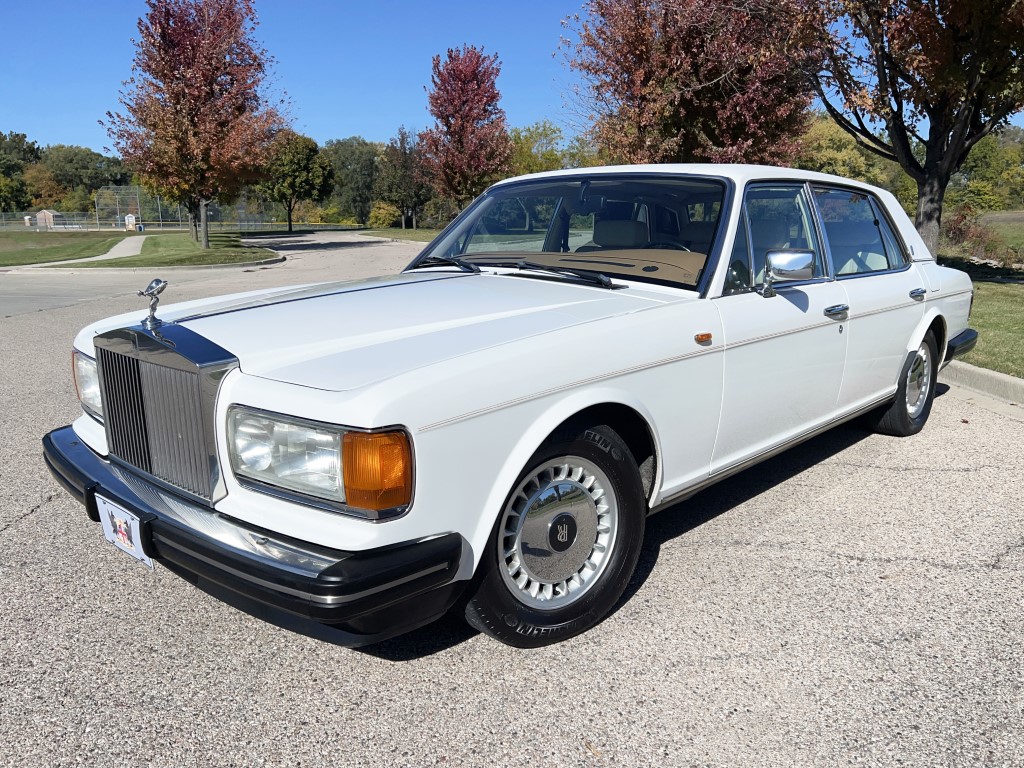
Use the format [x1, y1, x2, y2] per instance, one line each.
[98, 346, 213, 499]
[94, 325, 236, 504]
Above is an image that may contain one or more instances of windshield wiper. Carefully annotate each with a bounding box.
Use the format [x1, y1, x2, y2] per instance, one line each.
[411, 253, 480, 273]
[511, 260, 619, 289]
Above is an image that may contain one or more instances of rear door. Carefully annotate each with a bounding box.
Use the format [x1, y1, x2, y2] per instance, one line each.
[811, 186, 925, 412]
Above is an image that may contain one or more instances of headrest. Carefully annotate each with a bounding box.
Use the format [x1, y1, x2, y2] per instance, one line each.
[594, 219, 648, 248]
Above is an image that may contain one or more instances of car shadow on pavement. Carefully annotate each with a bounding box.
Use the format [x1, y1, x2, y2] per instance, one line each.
[616, 419, 879, 612]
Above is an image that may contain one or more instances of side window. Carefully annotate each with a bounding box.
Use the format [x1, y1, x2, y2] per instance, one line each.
[869, 198, 909, 269]
[743, 184, 824, 285]
[814, 187, 902, 275]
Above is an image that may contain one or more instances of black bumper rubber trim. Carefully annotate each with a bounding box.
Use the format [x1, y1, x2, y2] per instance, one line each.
[947, 328, 978, 361]
[42, 425, 467, 642]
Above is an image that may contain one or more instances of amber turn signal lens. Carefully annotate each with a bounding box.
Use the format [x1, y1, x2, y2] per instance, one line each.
[342, 431, 413, 512]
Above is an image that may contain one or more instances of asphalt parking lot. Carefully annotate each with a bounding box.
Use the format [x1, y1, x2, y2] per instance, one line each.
[2, 231, 1022, 767]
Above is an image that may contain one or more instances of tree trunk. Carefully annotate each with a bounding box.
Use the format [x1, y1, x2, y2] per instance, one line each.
[199, 200, 210, 249]
[915, 172, 948, 257]
[286, 200, 294, 232]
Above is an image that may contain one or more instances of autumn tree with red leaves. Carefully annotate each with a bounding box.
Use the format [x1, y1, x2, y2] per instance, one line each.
[564, 0, 816, 166]
[106, 0, 283, 248]
[420, 46, 513, 206]
[813, 1, 1024, 254]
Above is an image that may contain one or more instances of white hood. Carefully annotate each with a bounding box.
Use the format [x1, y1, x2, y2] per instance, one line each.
[173, 272, 669, 391]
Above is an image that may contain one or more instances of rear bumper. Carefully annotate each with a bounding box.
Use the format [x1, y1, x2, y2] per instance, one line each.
[944, 328, 979, 367]
[43, 425, 466, 645]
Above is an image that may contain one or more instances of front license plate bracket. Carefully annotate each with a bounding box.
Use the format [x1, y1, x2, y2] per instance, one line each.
[96, 494, 156, 569]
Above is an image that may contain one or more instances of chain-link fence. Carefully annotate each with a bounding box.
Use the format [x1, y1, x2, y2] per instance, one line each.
[2, 187, 361, 232]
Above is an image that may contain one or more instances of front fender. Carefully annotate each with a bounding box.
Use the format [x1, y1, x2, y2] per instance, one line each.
[459, 386, 663, 571]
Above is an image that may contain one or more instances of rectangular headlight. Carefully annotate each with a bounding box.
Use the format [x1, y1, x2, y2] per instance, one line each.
[227, 407, 413, 518]
[73, 350, 103, 421]
[228, 407, 344, 504]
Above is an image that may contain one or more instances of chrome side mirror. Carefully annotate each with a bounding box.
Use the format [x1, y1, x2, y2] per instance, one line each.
[760, 250, 816, 297]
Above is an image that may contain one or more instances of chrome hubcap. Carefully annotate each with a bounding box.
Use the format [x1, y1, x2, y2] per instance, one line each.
[906, 343, 932, 419]
[498, 457, 618, 610]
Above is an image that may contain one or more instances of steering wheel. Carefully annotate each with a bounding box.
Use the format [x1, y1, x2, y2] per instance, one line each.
[643, 241, 691, 251]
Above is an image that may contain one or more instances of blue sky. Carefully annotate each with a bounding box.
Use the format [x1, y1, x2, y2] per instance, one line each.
[1, 0, 585, 154]
[4, 1, 1020, 157]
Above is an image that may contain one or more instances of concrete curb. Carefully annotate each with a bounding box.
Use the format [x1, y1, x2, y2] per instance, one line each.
[940, 360, 1024, 405]
[29, 255, 286, 272]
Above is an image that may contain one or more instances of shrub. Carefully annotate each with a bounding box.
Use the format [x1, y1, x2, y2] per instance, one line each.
[421, 197, 462, 229]
[368, 201, 402, 229]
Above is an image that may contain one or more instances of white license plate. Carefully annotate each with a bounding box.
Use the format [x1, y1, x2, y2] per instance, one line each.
[97, 495, 154, 569]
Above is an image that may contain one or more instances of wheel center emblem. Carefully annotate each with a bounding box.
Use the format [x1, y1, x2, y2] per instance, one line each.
[548, 513, 577, 553]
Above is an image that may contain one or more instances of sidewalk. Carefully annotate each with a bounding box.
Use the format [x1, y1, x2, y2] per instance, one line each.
[15, 234, 147, 269]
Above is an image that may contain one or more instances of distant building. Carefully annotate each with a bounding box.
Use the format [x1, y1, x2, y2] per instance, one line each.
[36, 210, 65, 230]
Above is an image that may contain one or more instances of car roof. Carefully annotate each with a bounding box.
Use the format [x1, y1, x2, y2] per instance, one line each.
[492, 164, 881, 194]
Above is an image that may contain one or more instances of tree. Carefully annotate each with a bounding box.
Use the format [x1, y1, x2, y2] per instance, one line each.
[322, 137, 379, 224]
[563, 0, 815, 165]
[41, 145, 130, 191]
[23, 164, 67, 210]
[374, 126, 432, 229]
[420, 45, 513, 205]
[0, 132, 40, 212]
[813, 1, 1024, 253]
[0, 173, 29, 212]
[255, 131, 333, 232]
[0, 132, 41, 169]
[106, 0, 283, 248]
[509, 120, 565, 176]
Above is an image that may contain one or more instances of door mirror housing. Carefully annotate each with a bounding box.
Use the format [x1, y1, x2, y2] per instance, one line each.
[760, 249, 816, 297]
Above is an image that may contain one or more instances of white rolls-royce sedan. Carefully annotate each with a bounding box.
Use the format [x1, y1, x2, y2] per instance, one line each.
[44, 165, 977, 647]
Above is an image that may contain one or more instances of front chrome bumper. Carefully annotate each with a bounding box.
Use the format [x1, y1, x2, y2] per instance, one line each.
[43, 425, 465, 645]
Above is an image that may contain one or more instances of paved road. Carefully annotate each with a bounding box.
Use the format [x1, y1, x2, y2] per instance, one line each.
[1, 232, 1022, 767]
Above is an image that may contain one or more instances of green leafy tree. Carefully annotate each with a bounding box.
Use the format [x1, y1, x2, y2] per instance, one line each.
[814, 0, 1024, 253]
[0, 132, 41, 170]
[0, 173, 30, 212]
[322, 137, 379, 224]
[0, 132, 41, 211]
[255, 131, 334, 232]
[105, 0, 283, 248]
[374, 126, 432, 229]
[795, 114, 890, 185]
[41, 145, 130, 191]
[509, 120, 565, 176]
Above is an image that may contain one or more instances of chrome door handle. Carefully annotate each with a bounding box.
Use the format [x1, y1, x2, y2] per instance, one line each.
[909, 288, 926, 300]
[824, 304, 849, 318]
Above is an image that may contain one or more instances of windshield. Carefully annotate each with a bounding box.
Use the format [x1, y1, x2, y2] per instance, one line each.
[411, 175, 727, 289]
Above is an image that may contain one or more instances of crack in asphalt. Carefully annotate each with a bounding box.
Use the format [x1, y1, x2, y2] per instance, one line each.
[824, 461, 1003, 474]
[684, 538, 1023, 573]
[0, 492, 55, 534]
[990, 538, 1024, 569]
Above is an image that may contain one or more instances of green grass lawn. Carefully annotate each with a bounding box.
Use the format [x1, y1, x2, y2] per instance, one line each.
[981, 211, 1024, 250]
[65, 231, 276, 268]
[361, 228, 442, 243]
[960, 281, 1024, 379]
[0, 230, 134, 267]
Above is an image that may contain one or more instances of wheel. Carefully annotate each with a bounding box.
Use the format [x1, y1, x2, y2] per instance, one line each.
[870, 330, 938, 436]
[464, 424, 646, 648]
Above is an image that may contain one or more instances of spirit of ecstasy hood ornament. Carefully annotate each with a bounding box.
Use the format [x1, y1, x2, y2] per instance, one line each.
[138, 278, 168, 329]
